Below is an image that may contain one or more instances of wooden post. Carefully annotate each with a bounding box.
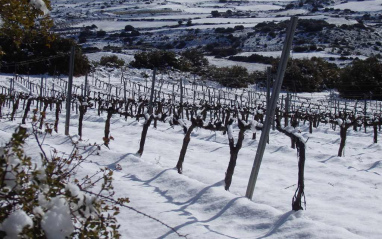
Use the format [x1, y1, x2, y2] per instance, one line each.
[65, 46, 75, 136]
[364, 97, 367, 133]
[9, 77, 14, 96]
[285, 93, 290, 127]
[44, 77, 47, 97]
[180, 78, 183, 118]
[124, 80, 126, 102]
[39, 77, 43, 109]
[266, 67, 271, 109]
[148, 68, 156, 114]
[85, 74, 88, 98]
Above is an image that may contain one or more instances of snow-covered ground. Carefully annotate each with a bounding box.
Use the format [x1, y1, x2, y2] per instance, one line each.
[0, 72, 381, 238]
[73, 20, 179, 30]
[332, 0, 382, 12]
[235, 51, 368, 60]
[206, 56, 270, 72]
[73, 14, 358, 32]
[2, 0, 382, 237]
[86, 52, 136, 64]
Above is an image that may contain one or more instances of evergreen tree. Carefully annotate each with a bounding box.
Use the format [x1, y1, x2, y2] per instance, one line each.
[0, 0, 90, 75]
[0, 0, 54, 46]
[338, 57, 382, 99]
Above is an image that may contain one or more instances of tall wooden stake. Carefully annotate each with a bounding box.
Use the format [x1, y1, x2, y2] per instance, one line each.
[85, 74, 88, 98]
[180, 78, 183, 118]
[124, 80, 127, 102]
[39, 77, 43, 109]
[65, 46, 75, 136]
[148, 68, 156, 114]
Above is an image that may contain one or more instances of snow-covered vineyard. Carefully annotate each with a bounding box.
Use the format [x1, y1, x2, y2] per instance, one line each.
[1, 0, 382, 238]
[0, 68, 381, 238]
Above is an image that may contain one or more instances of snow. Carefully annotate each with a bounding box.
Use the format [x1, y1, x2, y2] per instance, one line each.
[2, 0, 382, 233]
[41, 196, 74, 239]
[191, 17, 289, 25]
[237, 51, 367, 60]
[65, 183, 82, 197]
[189, 15, 356, 26]
[206, 56, 270, 72]
[30, 0, 49, 14]
[332, 0, 382, 12]
[184, 7, 234, 14]
[1, 69, 382, 238]
[0, 210, 33, 239]
[276, 9, 310, 16]
[138, 14, 209, 20]
[86, 52, 135, 64]
[73, 20, 178, 31]
[234, 5, 283, 11]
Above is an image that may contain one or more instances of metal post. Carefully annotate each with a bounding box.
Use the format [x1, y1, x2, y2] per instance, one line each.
[65, 46, 75, 136]
[246, 16, 298, 200]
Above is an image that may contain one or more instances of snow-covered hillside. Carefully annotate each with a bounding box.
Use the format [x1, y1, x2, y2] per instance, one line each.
[50, 0, 382, 67]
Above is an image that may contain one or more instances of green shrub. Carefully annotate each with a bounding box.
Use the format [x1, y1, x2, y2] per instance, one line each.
[285, 3, 294, 9]
[124, 25, 135, 31]
[254, 19, 332, 34]
[99, 55, 125, 68]
[0, 33, 90, 76]
[337, 57, 382, 99]
[96, 30, 106, 37]
[211, 10, 221, 17]
[206, 65, 254, 88]
[228, 54, 276, 64]
[215, 27, 235, 34]
[130, 50, 179, 69]
[179, 49, 209, 72]
[211, 47, 239, 57]
[234, 25, 244, 31]
[293, 45, 309, 52]
[130, 49, 209, 72]
[272, 57, 339, 92]
[0, 125, 128, 238]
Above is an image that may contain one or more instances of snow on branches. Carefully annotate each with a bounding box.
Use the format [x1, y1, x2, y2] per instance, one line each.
[29, 0, 49, 14]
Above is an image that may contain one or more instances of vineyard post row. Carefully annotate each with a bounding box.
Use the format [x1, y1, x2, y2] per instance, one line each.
[5, 67, 382, 122]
